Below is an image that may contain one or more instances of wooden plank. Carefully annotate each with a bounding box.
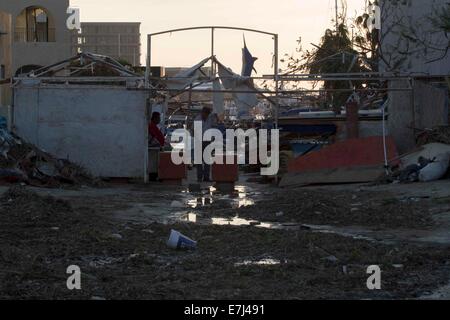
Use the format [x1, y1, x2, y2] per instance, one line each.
[280, 166, 385, 188]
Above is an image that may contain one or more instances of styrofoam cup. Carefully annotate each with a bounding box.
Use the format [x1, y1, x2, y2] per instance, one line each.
[167, 230, 197, 250]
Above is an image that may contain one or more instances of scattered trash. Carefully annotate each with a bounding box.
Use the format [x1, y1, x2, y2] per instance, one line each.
[394, 157, 434, 183]
[109, 234, 123, 240]
[275, 211, 284, 217]
[343, 265, 348, 274]
[387, 142, 450, 183]
[417, 126, 450, 146]
[167, 229, 197, 250]
[419, 153, 450, 182]
[322, 255, 339, 263]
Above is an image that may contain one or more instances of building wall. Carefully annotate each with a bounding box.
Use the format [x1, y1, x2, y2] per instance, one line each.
[381, 0, 450, 153]
[0, 0, 72, 75]
[0, 11, 12, 116]
[73, 22, 141, 66]
[13, 82, 148, 178]
[387, 80, 448, 154]
[380, 0, 450, 75]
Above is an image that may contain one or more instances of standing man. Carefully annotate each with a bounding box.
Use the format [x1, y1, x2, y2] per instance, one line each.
[194, 107, 217, 182]
[148, 112, 165, 181]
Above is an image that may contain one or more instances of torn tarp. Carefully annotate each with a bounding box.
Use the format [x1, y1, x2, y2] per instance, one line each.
[213, 79, 225, 115]
[166, 57, 211, 91]
[217, 61, 258, 119]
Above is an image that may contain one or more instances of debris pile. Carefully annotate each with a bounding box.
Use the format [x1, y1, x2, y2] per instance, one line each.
[384, 126, 450, 184]
[390, 140, 450, 184]
[417, 126, 450, 146]
[0, 128, 97, 187]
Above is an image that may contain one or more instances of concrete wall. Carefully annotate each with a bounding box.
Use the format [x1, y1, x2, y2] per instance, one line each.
[0, 11, 12, 115]
[380, 0, 450, 75]
[388, 80, 449, 154]
[13, 82, 148, 178]
[0, 0, 72, 75]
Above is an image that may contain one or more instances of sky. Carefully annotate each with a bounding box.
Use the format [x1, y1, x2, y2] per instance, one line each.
[70, 0, 366, 74]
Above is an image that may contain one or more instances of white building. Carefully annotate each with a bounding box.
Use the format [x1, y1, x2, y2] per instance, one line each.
[0, 0, 73, 116]
[0, 0, 72, 75]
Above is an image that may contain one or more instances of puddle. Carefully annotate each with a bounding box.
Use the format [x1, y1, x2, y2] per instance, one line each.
[185, 185, 256, 209]
[187, 197, 213, 209]
[210, 217, 273, 229]
[234, 258, 281, 267]
[113, 183, 450, 246]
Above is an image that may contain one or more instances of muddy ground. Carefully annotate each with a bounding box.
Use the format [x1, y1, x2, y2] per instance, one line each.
[0, 180, 450, 300]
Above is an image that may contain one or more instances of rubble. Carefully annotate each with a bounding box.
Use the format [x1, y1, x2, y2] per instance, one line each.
[0, 126, 98, 188]
[387, 142, 450, 183]
[417, 126, 450, 146]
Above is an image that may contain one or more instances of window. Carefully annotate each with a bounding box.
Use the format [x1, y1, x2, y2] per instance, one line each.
[0, 65, 5, 79]
[15, 6, 55, 42]
[27, 7, 48, 42]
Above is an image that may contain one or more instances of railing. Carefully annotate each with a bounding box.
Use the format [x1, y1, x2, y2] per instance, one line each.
[14, 27, 56, 43]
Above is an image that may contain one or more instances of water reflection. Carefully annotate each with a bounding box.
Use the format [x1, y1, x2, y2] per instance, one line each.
[234, 258, 281, 267]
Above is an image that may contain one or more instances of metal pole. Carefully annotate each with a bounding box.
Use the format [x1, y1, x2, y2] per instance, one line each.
[118, 34, 121, 58]
[274, 34, 279, 130]
[145, 34, 151, 88]
[274, 34, 280, 183]
[211, 27, 215, 78]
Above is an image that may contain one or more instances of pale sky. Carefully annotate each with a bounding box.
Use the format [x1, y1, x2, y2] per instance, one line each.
[70, 0, 366, 74]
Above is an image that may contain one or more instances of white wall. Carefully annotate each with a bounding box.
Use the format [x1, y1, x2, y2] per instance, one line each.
[14, 83, 148, 178]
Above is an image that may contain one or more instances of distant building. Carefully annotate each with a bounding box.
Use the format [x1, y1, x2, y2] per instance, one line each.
[0, 0, 72, 116]
[73, 22, 141, 66]
[0, 0, 72, 76]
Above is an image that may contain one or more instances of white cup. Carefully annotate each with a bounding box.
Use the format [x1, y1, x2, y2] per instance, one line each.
[167, 230, 197, 250]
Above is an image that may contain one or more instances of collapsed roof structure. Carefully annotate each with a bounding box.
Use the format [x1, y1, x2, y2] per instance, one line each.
[149, 56, 274, 120]
[24, 52, 140, 78]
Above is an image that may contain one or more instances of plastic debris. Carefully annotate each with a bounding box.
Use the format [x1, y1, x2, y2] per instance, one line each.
[419, 153, 450, 182]
[167, 230, 197, 250]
